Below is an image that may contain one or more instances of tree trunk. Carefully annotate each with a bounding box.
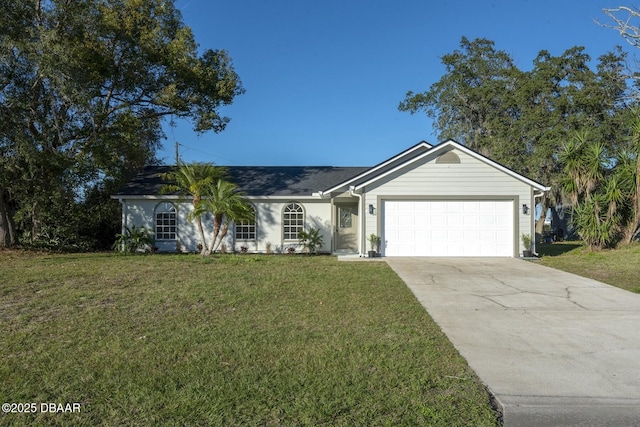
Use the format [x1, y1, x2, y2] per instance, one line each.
[535, 196, 548, 245]
[621, 119, 640, 245]
[621, 147, 640, 245]
[211, 225, 229, 254]
[195, 216, 207, 255]
[0, 188, 16, 247]
[31, 201, 41, 242]
[204, 215, 222, 256]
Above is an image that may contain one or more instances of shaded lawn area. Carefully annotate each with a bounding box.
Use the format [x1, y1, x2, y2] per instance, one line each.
[537, 241, 640, 293]
[0, 253, 499, 426]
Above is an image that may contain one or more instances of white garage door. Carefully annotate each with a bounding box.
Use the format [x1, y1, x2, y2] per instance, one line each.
[383, 200, 513, 257]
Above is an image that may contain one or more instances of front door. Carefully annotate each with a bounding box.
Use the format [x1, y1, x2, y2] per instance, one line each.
[335, 203, 358, 252]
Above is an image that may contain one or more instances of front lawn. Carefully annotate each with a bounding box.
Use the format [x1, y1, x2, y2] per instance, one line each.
[537, 241, 640, 293]
[0, 252, 499, 426]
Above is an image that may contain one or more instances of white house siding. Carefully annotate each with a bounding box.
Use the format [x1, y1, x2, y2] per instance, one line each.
[121, 198, 204, 252]
[362, 148, 533, 257]
[237, 199, 332, 253]
[120, 197, 333, 253]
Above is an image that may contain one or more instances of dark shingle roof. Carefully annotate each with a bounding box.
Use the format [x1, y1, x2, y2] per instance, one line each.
[113, 165, 370, 197]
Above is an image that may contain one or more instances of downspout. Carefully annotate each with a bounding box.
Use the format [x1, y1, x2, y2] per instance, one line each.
[118, 198, 127, 252]
[532, 191, 545, 256]
[349, 186, 364, 257]
[314, 191, 334, 253]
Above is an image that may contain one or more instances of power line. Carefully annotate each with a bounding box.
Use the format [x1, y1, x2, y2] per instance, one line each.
[175, 142, 243, 165]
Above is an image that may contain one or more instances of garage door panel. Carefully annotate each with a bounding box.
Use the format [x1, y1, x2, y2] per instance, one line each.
[463, 229, 480, 239]
[397, 215, 414, 227]
[431, 229, 447, 241]
[384, 200, 513, 257]
[415, 228, 430, 240]
[430, 215, 447, 226]
[463, 215, 478, 226]
[430, 201, 447, 212]
[447, 215, 463, 226]
[479, 215, 496, 226]
[397, 229, 415, 240]
[447, 229, 463, 240]
[463, 201, 479, 212]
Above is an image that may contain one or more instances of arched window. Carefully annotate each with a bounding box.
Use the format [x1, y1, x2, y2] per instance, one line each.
[155, 202, 176, 240]
[235, 205, 256, 240]
[283, 203, 304, 240]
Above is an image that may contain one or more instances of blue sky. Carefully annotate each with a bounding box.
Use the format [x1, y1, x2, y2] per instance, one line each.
[162, 0, 637, 166]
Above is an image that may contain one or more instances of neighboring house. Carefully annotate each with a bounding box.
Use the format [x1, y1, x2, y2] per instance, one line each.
[111, 139, 550, 257]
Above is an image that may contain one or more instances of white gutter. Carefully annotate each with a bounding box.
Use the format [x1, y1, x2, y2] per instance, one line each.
[349, 186, 364, 257]
[117, 198, 127, 252]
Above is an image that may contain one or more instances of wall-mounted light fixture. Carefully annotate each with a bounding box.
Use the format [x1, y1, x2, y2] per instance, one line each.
[522, 204, 529, 215]
[369, 204, 376, 215]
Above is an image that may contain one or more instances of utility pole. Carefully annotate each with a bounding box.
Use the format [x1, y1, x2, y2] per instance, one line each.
[175, 141, 179, 166]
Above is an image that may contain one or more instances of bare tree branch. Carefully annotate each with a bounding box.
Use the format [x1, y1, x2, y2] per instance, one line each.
[598, 6, 640, 48]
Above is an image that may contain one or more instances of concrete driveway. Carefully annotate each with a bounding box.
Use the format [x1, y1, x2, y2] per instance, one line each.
[385, 257, 640, 427]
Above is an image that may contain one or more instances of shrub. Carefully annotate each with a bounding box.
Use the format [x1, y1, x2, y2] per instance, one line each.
[298, 228, 323, 254]
[113, 226, 153, 253]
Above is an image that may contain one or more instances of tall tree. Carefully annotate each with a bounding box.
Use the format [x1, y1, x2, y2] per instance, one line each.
[511, 47, 629, 236]
[399, 37, 519, 155]
[600, 6, 640, 244]
[400, 37, 630, 239]
[615, 113, 640, 244]
[0, 0, 244, 248]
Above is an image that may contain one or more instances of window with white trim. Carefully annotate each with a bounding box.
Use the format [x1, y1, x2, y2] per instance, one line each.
[235, 205, 256, 240]
[283, 203, 304, 240]
[155, 202, 176, 240]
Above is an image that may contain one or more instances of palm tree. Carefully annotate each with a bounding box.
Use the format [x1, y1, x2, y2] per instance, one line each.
[615, 113, 640, 245]
[559, 131, 605, 206]
[560, 131, 621, 250]
[161, 162, 227, 254]
[200, 179, 252, 255]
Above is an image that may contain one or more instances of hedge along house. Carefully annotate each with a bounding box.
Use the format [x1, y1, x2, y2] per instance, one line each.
[112, 140, 550, 257]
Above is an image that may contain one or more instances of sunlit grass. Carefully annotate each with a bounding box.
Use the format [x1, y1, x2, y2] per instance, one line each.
[0, 252, 499, 426]
[537, 241, 640, 293]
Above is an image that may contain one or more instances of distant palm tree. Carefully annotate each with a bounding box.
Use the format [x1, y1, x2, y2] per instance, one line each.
[161, 162, 227, 254]
[200, 179, 252, 255]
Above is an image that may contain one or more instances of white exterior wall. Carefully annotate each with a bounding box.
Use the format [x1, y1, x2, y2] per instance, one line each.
[361, 149, 534, 256]
[239, 199, 332, 253]
[120, 197, 333, 253]
[120, 198, 205, 252]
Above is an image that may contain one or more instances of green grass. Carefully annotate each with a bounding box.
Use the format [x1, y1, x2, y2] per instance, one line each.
[537, 241, 640, 293]
[0, 252, 499, 426]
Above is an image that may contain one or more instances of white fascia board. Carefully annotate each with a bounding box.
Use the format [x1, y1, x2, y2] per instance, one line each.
[110, 194, 183, 200]
[354, 139, 550, 192]
[112, 194, 325, 201]
[244, 195, 326, 201]
[321, 141, 433, 194]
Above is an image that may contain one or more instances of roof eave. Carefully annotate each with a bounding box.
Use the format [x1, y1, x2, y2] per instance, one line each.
[353, 139, 550, 191]
[321, 140, 433, 193]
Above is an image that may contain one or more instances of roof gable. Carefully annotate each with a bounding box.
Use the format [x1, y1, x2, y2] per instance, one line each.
[320, 140, 433, 194]
[351, 139, 549, 192]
